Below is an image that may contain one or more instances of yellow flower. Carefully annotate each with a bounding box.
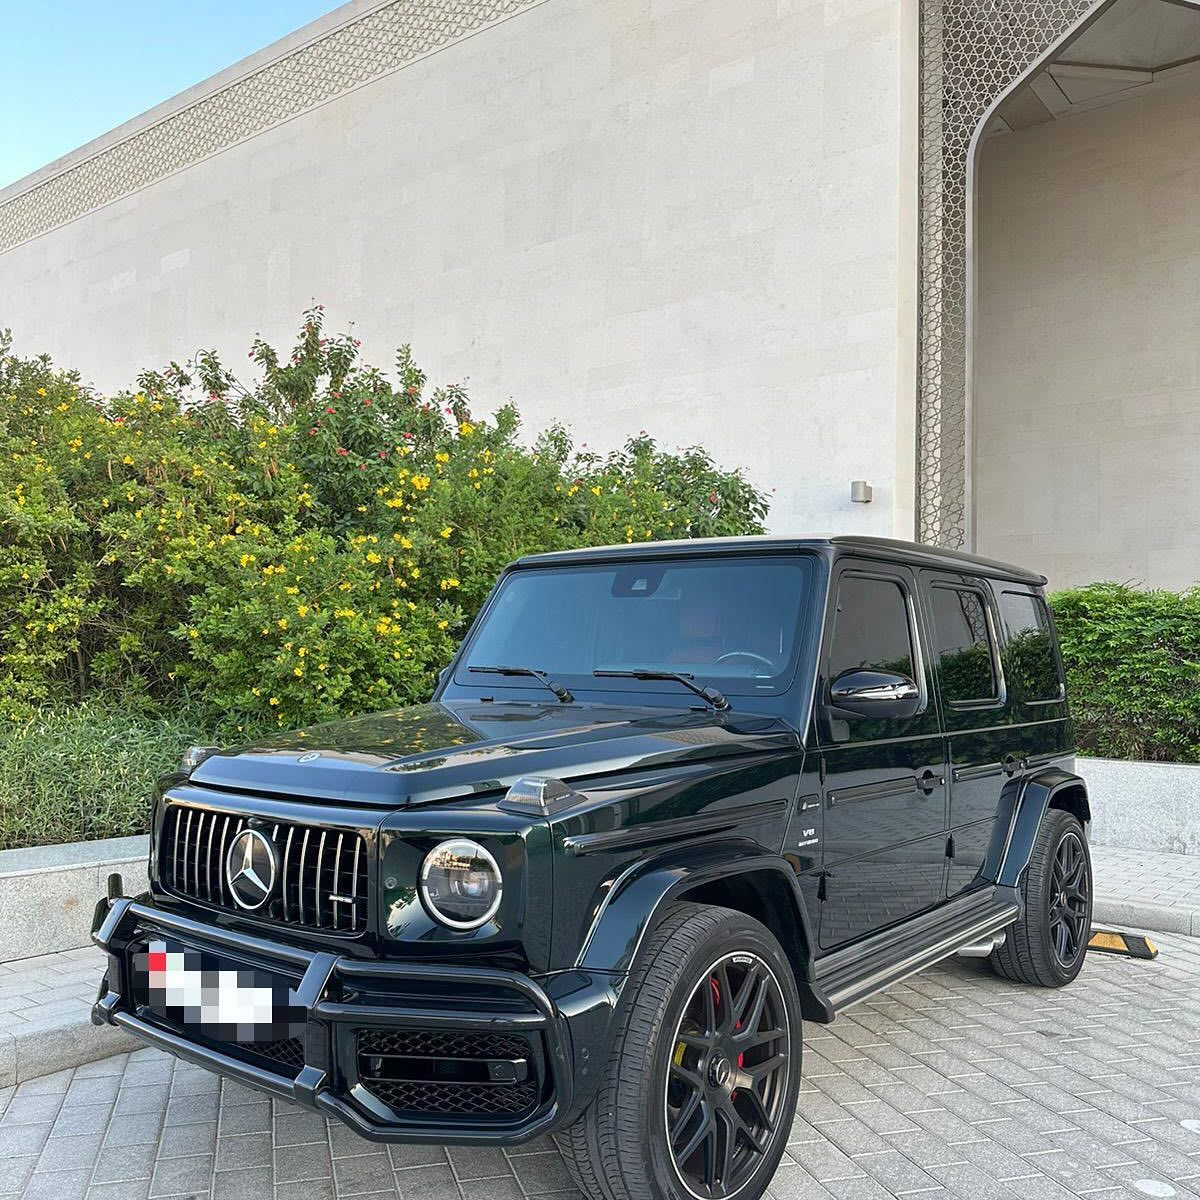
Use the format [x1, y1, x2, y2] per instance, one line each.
[435, 451, 449, 464]
[437, 619, 449, 630]
[251, 687, 261, 696]
[188, 628, 199, 639]
[440, 526, 453, 539]
[591, 486, 601, 496]
[439, 577, 460, 590]
[277, 617, 288, 630]
[366, 551, 382, 564]
[269, 696, 280, 706]
[36, 387, 46, 397]
[122, 455, 133, 465]
[297, 605, 309, 618]
[411, 475, 431, 491]
[298, 646, 307, 657]
[459, 421, 474, 436]
[293, 666, 304, 677]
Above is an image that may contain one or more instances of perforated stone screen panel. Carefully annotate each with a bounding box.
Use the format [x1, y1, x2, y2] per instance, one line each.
[917, 0, 1101, 548]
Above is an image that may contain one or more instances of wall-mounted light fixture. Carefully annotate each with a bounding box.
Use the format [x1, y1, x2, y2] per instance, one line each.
[850, 480, 873, 504]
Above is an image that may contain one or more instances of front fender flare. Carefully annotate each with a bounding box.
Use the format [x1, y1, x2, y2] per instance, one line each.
[574, 839, 830, 1020]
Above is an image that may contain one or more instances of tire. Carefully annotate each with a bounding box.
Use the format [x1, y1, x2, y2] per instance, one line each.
[991, 808, 1092, 987]
[558, 903, 802, 1200]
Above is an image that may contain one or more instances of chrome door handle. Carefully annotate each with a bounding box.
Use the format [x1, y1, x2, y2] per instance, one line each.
[917, 769, 943, 795]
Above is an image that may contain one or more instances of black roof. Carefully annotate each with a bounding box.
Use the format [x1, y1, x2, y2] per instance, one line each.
[514, 535, 1047, 586]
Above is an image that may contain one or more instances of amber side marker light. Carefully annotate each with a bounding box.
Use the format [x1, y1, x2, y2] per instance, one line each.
[1088, 929, 1159, 960]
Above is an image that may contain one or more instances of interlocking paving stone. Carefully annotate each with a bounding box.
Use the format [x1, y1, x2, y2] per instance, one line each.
[0, 934, 1197, 1197]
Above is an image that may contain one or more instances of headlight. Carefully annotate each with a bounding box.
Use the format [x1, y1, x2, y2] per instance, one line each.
[419, 838, 503, 930]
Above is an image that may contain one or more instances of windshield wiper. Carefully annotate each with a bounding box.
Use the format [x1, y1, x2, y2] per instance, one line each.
[593, 669, 729, 711]
[469, 665, 574, 704]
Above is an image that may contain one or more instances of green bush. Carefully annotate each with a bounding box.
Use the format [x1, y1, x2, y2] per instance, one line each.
[0, 702, 214, 850]
[0, 309, 768, 737]
[1050, 583, 1200, 763]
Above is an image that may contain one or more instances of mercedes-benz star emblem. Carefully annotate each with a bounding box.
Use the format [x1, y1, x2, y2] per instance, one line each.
[297, 751, 321, 764]
[225, 828, 277, 910]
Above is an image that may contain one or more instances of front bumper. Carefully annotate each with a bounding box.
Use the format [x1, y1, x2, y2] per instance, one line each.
[92, 892, 610, 1144]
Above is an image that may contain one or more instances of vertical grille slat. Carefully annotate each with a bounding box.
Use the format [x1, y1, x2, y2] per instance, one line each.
[161, 803, 366, 936]
[297, 829, 311, 925]
[281, 827, 294, 923]
[218, 815, 232, 905]
[315, 831, 328, 926]
[350, 837, 362, 934]
[183, 809, 195, 895]
[204, 813, 217, 901]
[331, 832, 344, 931]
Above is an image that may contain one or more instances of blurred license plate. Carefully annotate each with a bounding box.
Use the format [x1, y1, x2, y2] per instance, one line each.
[132, 938, 305, 1044]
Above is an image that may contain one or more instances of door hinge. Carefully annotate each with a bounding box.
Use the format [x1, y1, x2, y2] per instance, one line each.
[946, 834, 956, 860]
[817, 871, 830, 902]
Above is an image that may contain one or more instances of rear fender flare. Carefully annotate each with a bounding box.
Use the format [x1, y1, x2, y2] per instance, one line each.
[992, 768, 1092, 889]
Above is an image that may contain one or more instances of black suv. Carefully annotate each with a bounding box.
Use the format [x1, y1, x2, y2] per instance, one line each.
[93, 536, 1092, 1200]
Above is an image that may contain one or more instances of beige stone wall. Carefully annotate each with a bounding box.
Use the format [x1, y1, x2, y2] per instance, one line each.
[974, 70, 1200, 589]
[0, 0, 916, 539]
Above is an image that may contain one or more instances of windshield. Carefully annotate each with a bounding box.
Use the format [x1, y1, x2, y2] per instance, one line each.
[457, 555, 814, 698]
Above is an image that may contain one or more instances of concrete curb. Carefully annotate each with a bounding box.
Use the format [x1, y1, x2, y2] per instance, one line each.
[1092, 896, 1200, 938]
[0, 1014, 137, 1088]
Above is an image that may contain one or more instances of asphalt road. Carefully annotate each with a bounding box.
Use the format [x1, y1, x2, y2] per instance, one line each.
[1, 930, 1197, 1200]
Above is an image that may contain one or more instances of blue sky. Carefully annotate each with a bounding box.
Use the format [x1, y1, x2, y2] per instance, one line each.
[0, 1, 344, 189]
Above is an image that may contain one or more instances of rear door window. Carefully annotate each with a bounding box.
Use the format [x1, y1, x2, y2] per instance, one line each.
[998, 591, 1064, 704]
[928, 584, 1000, 707]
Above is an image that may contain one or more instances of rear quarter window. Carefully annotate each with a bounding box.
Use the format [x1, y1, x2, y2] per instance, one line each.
[998, 590, 1064, 704]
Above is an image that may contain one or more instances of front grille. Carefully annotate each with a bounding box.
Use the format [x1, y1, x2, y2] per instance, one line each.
[161, 804, 368, 934]
[357, 1029, 540, 1120]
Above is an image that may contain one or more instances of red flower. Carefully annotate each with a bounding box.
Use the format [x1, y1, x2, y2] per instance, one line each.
[337, 447, 348, 457]
[708, 491, 718, 504]
[378, 450, 388, 459]
[407, 385, 419, 396]
[363, 398, 371, 406]
[326, 407, 336, 414]
[309, 427, 319, 436]
[358, 463, 366, 471]
[402, 432, 413, 440]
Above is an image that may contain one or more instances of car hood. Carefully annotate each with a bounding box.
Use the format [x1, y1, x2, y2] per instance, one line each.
[188, 700, 799, 807]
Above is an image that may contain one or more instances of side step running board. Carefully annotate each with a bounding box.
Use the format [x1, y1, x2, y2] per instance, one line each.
[813, 887, 1020, 1014]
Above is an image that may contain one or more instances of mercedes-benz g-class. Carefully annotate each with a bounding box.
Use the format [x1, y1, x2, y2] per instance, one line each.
[93, 536, 1092, 1200]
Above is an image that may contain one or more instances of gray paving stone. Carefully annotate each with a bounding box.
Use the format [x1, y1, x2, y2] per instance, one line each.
[393, 1163, 458, 1199]
[0, 931, 1197, 1199]
[21, 1167, 89, 1200]
[214, 1130, 272, 1170]
[147, 1151, 214, 1197]
[212, 1165, 272, 1200]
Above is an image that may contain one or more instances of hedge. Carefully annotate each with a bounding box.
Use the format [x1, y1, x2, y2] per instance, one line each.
[1050, 583, 1200, 764]
[0, 309, 768, 737]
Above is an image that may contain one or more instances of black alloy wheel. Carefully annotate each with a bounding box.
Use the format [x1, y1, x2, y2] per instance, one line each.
[1048, 829, 1089, 966]
[991, 808, 1092, 987]
[557, 903, 802, 1200]
[665, 953, 791, 1199]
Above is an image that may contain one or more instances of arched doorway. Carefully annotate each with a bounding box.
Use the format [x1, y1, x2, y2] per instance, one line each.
[917, 0, 1108, 550]
[969, 0, 1200, 586]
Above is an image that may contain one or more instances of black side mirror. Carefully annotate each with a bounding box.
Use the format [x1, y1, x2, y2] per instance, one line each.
[828, 668, 921, 720]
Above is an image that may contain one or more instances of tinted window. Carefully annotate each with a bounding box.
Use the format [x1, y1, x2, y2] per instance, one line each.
[929, 585, 997, 704]
[459, 557, 811, 696]
[999, 591, 1062, 702]
[828, 575, 914, 679]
